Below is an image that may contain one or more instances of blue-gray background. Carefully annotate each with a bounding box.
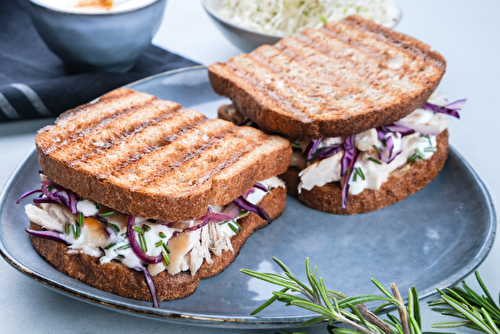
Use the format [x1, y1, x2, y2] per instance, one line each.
[1, 0, 499, 333]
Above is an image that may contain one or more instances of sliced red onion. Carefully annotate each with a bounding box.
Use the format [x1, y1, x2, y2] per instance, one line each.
[135, 266, 159, 308]
[394, 120, 441, 136]
[104, 226, 115, 238]
[127, 215, 163, 265]
[179, 208, 213, 233]
[304, 138, 323, 160]
[253, 183, 268, 193]
[341, 148, 360, 210]
[16, 189, 43, 204]
[423, 99, 466, 119]
[39, 180, 79, 214]
[32, 198, 59, 205]
[25, 228, 69, 245]
[341, 135, 356, 177]
[233, 197, 271, 223]
[310, 145, 342, 161]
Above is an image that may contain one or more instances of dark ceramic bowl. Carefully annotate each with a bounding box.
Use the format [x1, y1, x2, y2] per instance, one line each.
[202, 0, 402, 53]
[26, 0, 167, 73]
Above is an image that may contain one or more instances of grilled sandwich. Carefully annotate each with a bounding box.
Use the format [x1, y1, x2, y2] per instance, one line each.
[209, 16, 465, 214]
[19, 88, 292, 306]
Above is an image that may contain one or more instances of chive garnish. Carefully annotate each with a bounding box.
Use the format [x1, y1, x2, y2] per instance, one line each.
[353, 172, 357, 182]
[291, 143, 300, 149]
[373, 145, 381, 153]
[415, 148, 424, 159]
[47, 186, 53, 192]
[109, 223, 120, 233]
[155, 240, 164, 248]
[133, 226, 145, 234]
[346, 167, 351, 175]
[117, 244, 131, 251]
[356, 167, 365, 181]
[382, 138, 386, 147]
[162, 249, 170, 265]
[100, 211, 114, 217]
[424, 147, 437, 152]
[95, 202, 101, 210]
[163, 245, 171, 254]
[121, 232, 128, 238]
[78, 212, 84, 226]
[368, 157, 382, 165]
[142, 224, 151, 232]
[407, 153, 418, 163]
[117, 255, 125, 259]
[159, 232, 166, 238]
[238, 211, 249, 217]
[139, 234, 148, 253]
[72, 223, 81, 239]
[229, 223, 239, 234]
[104, 243, 116, 250]
[64, 224, 70, 235]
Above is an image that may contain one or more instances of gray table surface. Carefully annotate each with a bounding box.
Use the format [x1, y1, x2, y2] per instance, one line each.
[1, 0, 499, 333]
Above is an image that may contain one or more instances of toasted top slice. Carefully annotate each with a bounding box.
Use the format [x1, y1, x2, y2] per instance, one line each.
[208, 15, 446, 139]
[36, 88, 292, 222]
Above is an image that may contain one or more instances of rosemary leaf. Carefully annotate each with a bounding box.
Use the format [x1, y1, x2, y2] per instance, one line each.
[431, 321, 472, 328]
[371, 279, 394, 299]
[372, 302, 393, 314]
[240, 269, 300, 291]
[300, 315, 328, 327]
[338, 294, 392, 308]
[250, 287, 289, 315]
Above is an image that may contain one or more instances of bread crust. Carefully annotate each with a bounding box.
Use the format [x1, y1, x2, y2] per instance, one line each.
[28, 187, 287, 302]
[279, 130, 449, 214]
[208, 16, 446, 139]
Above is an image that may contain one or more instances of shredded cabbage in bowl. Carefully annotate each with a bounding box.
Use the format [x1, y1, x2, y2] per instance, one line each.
[216, 0, 401, 36]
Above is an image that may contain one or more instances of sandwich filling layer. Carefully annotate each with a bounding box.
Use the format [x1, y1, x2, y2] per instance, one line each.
[292, 93, 460, 202]
[23, 176, 285, 279]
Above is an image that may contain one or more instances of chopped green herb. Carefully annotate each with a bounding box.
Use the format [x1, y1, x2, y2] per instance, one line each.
[159, 232, 166, 238]
[142, 224, 151, 232]
[368, 157, 382, 165]
[415, 148, 424, 159]
[356, 167, 365, 181]
[407, 153, 418, 163]
[116, 244, 131, 251]
[117, 255, 125, 259]
[353, 172, 357, 182]
[155, 240, 165, 248]
[46, 186, 53, 192]
[238, 211, 249, 217]
[121, 232, 128, 238]
[72, 223, 81, 239]
[64, 224, 70, 235]
[133, 226, 145, 234]
[373, 145, 381, 153]
[320, 15, 327, 23]
[382, 138, 387, 147]
[220, 221, 229, 225]
[162, 249, 170, 265]
[229, 223, 239, 234]
[100, 211, 114, 218]
[95, 202, 101, 210]
[109, 223, 120, 233]
[139, 234, 147, 253]
[424, 147, 437, 153]
[162, 244, 171, 254]
[291, 143, 300, 149]
[346, 167, 351, 175]
[78, 212, 84, 226]
[104, 243, 116, 250]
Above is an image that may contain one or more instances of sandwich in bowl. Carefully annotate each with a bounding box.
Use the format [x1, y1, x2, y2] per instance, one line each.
[18, 88, 292, 307]
[209, 15, 465, 214]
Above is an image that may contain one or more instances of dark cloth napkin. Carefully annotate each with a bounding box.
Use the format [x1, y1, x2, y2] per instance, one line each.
[0, 0, 199, 123]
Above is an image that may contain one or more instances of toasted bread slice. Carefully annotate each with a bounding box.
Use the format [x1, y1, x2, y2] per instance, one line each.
[29, 187, 286, 302]
[36, 88, 291, 222]
[282, 131, 449, 214]
[208, 15, 446, 138]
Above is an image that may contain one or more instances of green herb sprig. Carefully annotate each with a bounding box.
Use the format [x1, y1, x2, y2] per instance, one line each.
[241, 257, 425, 334]
[430, 271, 500, 334]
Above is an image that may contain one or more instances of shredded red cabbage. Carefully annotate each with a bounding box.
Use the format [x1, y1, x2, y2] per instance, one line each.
[423, 99, 466, 119]
[375, 130, 403, 164]
[341, 135, 356, 177]
[304, 138, 323, 161]
[253, 183, 268, 192]
[233, 196, 271, 223]
[309, 144, 342, 162]
[127, 215, 164, 265]
[135, 266, 159, 308]
[341, 148, 360, 210]
[178, 209, 213, 234]
[379, 124, 415, 136]
[25, 228, 69, 245]
[16, 189, 42, 204]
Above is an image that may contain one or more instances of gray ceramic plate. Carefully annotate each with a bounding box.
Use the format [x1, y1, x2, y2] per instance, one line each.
[0, 66, 496, 329]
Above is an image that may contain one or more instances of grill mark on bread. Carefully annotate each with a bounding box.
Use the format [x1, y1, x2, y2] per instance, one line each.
[49, 100, 183, 164]
[37, 89, 155, 153]
[321, 22, 442, 83]
[79, 109, 212, 179]
[148, 126, 269, 192]
[108, 119, 239, 187]
[227, 55, 341, 118]
[251, 45, 399, 114]
[288, 33, 421, 95]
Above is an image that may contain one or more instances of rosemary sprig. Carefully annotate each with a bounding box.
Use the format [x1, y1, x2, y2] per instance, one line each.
[241, 257, 424, 334]
[430, 271, 500, 334]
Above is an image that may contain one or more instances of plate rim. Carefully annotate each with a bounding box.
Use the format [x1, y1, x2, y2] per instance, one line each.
[0, 66, 496, 328]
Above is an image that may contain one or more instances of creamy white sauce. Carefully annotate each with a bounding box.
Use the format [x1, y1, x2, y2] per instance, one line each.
[296, 92, 454, 195]
[26, 176, 282, 277]
[32, 0, 156, 13]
